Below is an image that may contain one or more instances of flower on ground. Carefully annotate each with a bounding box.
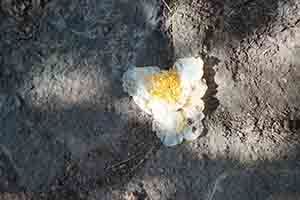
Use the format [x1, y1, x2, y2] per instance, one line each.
[122, 57, 207, 146]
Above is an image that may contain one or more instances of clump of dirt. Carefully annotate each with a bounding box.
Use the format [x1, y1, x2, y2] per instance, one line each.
[0, 0, 169, 196]
[1, 0, 50, 39]
[170, 0, 300, 161]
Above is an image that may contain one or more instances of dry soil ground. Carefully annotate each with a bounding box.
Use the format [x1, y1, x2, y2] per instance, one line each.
[0, 0, 300, 199]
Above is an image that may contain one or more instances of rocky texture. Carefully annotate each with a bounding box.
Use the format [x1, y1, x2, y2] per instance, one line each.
[0, 0, 300, 199]
[0, 0, 170, 194]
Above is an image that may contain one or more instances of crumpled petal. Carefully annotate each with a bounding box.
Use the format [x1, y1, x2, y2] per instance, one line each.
[182, 127, 200, 141]
[163, 132, 184, 146]
[175, 57, 204, 86]
[122, 66, 160, 114]
[153, 121, 184, 146]
[153, 109, 185, 146]
[122, 57, 207, 146]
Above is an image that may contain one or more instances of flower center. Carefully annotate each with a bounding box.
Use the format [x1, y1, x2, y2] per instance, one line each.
[145, 69, 182, 103]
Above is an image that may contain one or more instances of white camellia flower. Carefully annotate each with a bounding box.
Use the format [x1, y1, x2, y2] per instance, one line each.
[122, 57, 207, 146]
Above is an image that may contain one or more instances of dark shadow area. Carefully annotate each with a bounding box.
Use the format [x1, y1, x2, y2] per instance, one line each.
[175, 0, 295, 57]
[135, 29, 174, 69]
[202, 56, 220, 116]
[223, 0, 279, 41]
[135, 145, 300, 200]
[201, 55, 220, 137]
[289, 119, 300, 132]
[0, 0, 169, 195]
[2, 145, 300, 199]
[169, 0, 284, 58]
[0, 145, 23, 192]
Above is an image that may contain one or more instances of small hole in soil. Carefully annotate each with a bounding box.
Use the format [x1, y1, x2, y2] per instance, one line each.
[289, 119, 300, 130]
[192, 126, 197, 132]
[187, 118, 194, 125]
[202, 56, 220, 116]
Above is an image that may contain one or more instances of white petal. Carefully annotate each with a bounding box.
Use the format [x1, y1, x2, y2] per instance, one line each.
[122, 66, 160, 97]
[184, 99, 205, 119]
[174, 57, 206, 107]
[152, 111, 184, 146]
[122, 57, 207, 147]
[162, 132, 183, 146]
[175, 57, 204, 86]
[122, 66, 160, 114]
[183, 127, 201, 141]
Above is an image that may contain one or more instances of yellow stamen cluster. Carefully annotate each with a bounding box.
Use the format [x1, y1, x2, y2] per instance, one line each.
[145, 69, 181, 103]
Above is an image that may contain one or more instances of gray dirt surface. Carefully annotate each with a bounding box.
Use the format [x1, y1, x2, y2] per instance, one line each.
[0, 0, 300, 199]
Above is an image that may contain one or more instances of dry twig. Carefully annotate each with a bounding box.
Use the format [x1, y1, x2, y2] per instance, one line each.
[161, 0, 171, 12]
